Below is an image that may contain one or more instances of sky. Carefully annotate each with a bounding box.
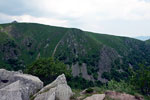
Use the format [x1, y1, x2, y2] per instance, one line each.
[0, 0, 150, 37]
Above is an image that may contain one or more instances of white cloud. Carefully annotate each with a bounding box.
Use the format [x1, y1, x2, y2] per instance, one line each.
[0, 13, 69, 27]
[26, 0, 150, 20]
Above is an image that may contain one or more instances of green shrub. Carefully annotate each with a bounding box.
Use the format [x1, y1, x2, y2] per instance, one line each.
[26, 57, 71, 85]
[68, 76, 94, 89]
[86, 87, 94, 93]
[93, 72, 98, 80]
[105, 80, 136, 95]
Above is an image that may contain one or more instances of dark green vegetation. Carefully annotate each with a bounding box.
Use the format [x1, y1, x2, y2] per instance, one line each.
[130, 64, 150, 95]
[146, 39, 150, 45]
[102, 64, 150, 99]
[0, 22, 150, 84]
[25, 57, 97, 89]
[96, 64, 150, 99]
[26, 57, 71, 85]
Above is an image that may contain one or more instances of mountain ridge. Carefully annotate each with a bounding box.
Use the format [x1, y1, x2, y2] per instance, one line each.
[0, 22, 149, 82]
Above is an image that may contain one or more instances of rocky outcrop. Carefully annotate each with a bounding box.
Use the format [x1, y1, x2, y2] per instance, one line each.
[0, 69, 43, 100]
[0, 81, 29, 100]
[98, 46, 119, 82]
[0, 69, 73, 100]
[71, 63, 94, 81]
[84, 94, 105, 100]
[80, 90, 144, 100]
[72, 63, 80, 77]
[105, 91, 144, 100]
[34, 74, 73, 100]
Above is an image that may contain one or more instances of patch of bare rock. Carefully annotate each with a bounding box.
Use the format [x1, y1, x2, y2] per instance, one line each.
[105, 91, 144, 100]
[82, 91, 144, 100]
[84, 94, 105, 100]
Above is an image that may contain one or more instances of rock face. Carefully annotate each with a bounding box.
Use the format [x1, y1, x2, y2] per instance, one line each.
[105, 91, 144, 100]
[0, 81, 28, 100]
[34, 74, 73, 100]
[84, 94, 105, 100]
[0, 69, 43, 100]
[98, 46, 119, 83]
[82, 91, 144, 100]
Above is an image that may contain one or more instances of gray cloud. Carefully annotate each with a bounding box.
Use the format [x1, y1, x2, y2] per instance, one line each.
[0, 0, 150, 37]
[0, 0, 27, 15]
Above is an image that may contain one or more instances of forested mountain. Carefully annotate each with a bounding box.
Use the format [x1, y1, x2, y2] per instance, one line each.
[0, 22, 150, 82]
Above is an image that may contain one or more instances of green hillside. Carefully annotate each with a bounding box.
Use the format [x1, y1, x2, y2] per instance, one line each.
[0, 22, 150, 82]
[146, 39, 150, 44]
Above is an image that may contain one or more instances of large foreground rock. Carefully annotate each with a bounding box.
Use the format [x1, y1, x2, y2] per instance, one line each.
[83, 94, 105, 100]
[34, 74, 73, 100]
[0, 69, 43, 100]
[0, 81, 29, 100]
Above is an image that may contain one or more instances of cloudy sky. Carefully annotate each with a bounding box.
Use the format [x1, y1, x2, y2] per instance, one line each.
[0, 0, 150, 37]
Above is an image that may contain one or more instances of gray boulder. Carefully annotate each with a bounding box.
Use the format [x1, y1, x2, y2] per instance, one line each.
[0, 81, 29, 100]
[34, 74, 73, 100]
[34, 87, 56, 100]
[14, 73, 43, 95]
[0, 69, 43, 100]
[0, 69, 17, 88]
[55, 84, 73, 100]
[84, 94, 105, 100]
[105, 91, 144, 100]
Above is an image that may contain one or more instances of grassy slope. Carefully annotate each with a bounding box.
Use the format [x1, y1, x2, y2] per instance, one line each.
[145, 39, 150, 44]
[54, 29, 103, 64]
[0, 31, 9, 66]
[0, 23, 69, 64]
[0, 29, 16, 69]
[85, 32, 144, 56]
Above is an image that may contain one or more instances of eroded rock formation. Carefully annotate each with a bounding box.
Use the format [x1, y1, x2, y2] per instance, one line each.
[34, 74, 73, 100]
